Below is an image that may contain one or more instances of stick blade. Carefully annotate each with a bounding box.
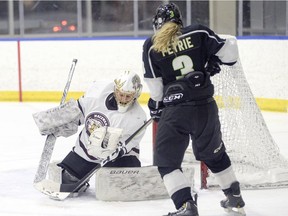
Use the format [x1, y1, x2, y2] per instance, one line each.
[34, 179, 70, 200]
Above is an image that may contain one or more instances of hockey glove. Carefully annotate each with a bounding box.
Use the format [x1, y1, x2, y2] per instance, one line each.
[148, 98, 164, 122]
[88, 127, 123, 159]
[205, 55, 222, 76]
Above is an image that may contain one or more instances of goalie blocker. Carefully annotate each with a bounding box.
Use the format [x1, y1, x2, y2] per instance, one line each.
[94, 165, 194, 201]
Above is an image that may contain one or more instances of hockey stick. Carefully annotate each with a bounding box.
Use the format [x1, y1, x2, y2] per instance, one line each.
[34, 118, 153, 200]
[33, 59, 78, 184]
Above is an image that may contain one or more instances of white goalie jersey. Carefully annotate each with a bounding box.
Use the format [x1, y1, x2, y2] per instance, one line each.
[73, 81, 147, 163]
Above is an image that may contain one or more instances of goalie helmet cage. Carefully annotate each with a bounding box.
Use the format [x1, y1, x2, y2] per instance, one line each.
[152, 35, 288, 189]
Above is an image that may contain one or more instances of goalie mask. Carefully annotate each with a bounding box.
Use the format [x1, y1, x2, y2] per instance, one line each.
[152, 3, 183, 31]
[114, 71, 142, 113]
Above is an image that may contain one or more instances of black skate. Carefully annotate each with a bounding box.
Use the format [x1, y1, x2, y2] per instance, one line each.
[62, 170, 90, 197]
[164, 196, 199, 216]
[220, 181, 246, 215]
[69, 182, 90, 197]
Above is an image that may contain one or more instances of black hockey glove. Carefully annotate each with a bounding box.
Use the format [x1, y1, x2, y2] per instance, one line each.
[205, 55, 222, 76]
[148, 98, 164, 123]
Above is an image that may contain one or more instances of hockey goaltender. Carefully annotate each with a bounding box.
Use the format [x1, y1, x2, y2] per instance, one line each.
[32, 70, 195, 201]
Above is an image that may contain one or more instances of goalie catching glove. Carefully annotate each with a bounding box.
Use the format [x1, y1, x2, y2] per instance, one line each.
[87, 126, 123, 159]
[33, 99, 81, 137]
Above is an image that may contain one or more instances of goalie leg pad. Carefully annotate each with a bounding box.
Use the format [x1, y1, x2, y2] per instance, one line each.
[58, 151, 98, 179]
[94, 165, 194, 201]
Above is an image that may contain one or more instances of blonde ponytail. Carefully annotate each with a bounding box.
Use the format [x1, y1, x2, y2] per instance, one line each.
[152, 22, 182, 53]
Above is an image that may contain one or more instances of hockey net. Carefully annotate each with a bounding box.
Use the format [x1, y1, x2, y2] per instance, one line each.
[152, 46, 288, 190]
[205, 60, 288, 189]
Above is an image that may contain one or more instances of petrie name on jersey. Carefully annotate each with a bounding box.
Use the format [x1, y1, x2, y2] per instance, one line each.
[161, 36, 194, 56]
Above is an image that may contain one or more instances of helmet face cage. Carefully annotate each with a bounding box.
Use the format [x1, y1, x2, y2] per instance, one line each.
[114, 71, 142, 113]
[152, 3, 183, 31]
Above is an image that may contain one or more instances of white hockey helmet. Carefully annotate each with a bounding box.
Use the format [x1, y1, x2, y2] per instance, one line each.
[114, 71, 142, 113]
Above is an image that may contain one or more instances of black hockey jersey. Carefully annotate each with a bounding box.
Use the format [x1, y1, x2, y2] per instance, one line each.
[142, 24, 238, 102]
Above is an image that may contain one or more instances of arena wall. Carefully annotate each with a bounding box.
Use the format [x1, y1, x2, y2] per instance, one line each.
[0, 37, 287, 112]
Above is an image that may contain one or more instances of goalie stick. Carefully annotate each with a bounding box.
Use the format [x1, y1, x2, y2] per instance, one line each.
[34, 118, 153, 200]
[33, 59, 78, 185]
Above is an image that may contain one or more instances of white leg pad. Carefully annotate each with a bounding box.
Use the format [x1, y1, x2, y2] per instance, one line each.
[94, 165, 194, 201]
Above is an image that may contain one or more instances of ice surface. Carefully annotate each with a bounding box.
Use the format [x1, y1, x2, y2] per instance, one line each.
[0, 102, 287, 216]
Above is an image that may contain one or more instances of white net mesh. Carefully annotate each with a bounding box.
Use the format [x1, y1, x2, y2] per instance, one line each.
[208, 60, 288, 189]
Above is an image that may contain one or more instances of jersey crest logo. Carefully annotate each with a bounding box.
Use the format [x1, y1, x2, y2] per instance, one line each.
[85, 112, 110, 136]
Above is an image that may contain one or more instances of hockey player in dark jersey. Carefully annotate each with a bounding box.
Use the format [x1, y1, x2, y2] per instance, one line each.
[142, 3, 245, 216]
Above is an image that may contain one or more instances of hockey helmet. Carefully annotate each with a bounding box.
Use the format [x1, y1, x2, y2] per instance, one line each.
[152, 3, 183, 31]
[114, 71, 142, 113]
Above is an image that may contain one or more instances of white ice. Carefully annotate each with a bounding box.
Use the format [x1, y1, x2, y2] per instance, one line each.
[0, 102, 288, 216]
